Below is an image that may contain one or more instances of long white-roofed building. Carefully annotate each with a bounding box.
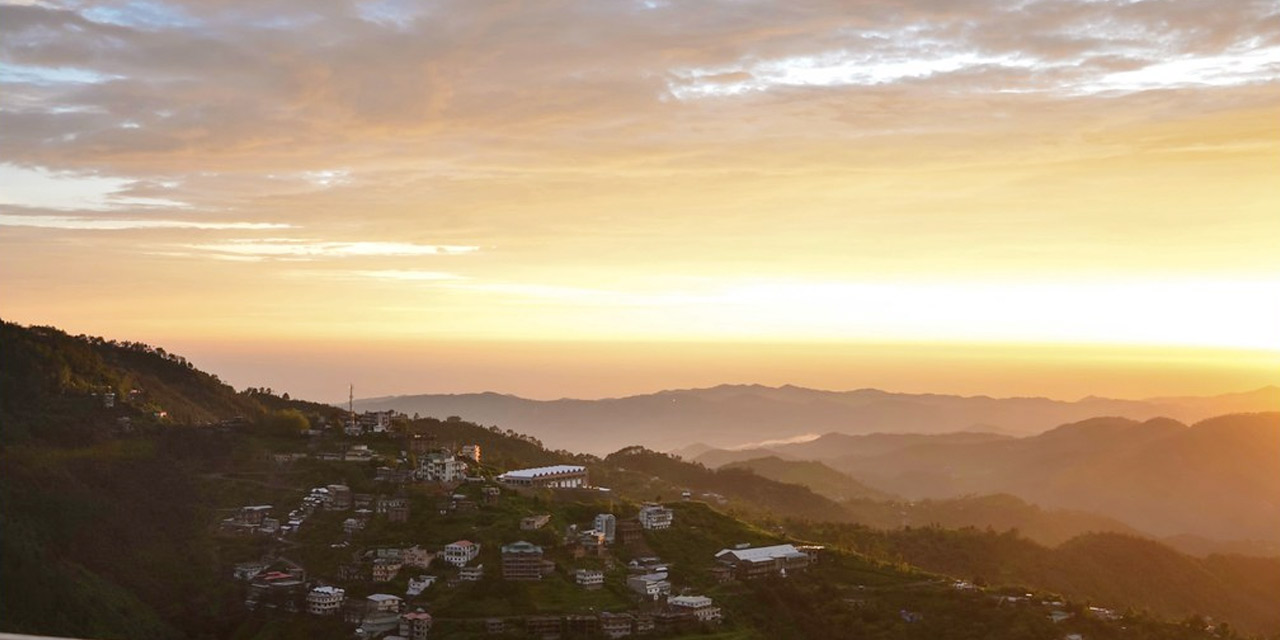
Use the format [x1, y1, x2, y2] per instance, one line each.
[714, 544, 812, 580]
[497, 464, 588, 489]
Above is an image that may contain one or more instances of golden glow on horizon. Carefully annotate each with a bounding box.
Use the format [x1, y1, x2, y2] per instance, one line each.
[2, 0, 1279, 400]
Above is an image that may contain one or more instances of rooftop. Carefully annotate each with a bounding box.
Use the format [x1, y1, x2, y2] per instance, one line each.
[715, 544, 808, 563]
[502, 541, 543, 554]
[669, 595, 714, 608]
[498, 464, 586, 479]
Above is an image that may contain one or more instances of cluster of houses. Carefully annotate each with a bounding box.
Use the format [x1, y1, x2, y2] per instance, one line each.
[229, 454, 830, 638]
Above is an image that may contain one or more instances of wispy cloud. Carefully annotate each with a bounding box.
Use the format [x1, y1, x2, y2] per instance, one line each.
[183, 239, 479, 260]
[0, 213, 291, 230]
[301, 269, 467, 282]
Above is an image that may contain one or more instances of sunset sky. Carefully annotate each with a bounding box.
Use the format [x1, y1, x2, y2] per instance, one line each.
[2, 0, 1278, 402]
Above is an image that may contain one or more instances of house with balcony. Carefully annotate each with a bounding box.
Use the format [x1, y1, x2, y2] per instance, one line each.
[443, 540, 480, 566]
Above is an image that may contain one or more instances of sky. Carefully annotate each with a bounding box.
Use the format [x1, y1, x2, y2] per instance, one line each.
[1, 0, 1278, 402]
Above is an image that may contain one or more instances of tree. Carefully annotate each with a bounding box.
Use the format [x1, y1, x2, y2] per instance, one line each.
[266, 409, 309, 436]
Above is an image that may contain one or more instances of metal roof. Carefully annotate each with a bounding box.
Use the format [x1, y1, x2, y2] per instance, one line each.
[498, 464, 586, 479]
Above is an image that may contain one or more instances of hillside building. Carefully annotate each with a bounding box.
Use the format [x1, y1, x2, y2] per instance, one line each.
[419, 451, 468, 483]
[594, 513, 617, 542]
[443, 540, 480, 566]
[399, 609, 433, 640]
[497, 464, 588, 489]
[714, 544, 811, 580]
[669, 595, 722, 623]
[501, 541, 546, 581]
[638, 503, 674, 530]
[306, 586, 345, 616]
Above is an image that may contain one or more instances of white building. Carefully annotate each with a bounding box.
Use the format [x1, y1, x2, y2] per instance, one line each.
[366, 593, 403, 613]
[575, 569, 605, 589]
[406, 575, 437, 597]
[594, 513, 617, 542]
[669, 595, 722, 623]
[460, 564, 485, 581]
[626, 572, 671, 600]
[419, 451, 468, 483]
[443, 540, 480, 566]
[497, 464, 588, 489]
[306, 586, 345, 616]
[638, 503, 674, 530]
[460, 444, 481, 462]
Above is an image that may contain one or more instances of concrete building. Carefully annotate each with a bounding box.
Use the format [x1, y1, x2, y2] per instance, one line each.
[399, 609, 433, 640]
[669, 595, 722, 623]
[460, 444, 481, 462]
[366, 593, 403, 613]
[460, 564, 485, 581]
[497, 464, 588, 489]
[443, 540, 480, 567]
[599, 612, 634, 638]
[419, 451, 468, 483]
[520, 514, 551, 530]
[306, 586, 345, 616]
[638, 503, 674, 530]
[402, 545, 435, 569]
[371, 558, 403, 582]
[626, 573, 671, 600]
[326, 485, 353, 510]
[501, 541, 545, 581]
[575, 569, 605, 589]
[406, 575, 437, 596]
[594, 513, 617, 543]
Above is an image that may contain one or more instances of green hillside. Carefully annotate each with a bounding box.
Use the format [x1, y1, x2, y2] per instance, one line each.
[0, 320, 1270, 639]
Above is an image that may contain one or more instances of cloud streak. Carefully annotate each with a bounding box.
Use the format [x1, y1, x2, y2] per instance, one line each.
[183, 239, 479, 260]
[0, 213, 290, 230]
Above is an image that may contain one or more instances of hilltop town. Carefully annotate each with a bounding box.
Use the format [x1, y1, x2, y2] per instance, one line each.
[2, 321, 1270, 640]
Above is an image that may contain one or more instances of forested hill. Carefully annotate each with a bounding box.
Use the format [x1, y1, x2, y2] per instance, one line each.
[0, 320, 343, 445]
[3, 319, 1279, 639]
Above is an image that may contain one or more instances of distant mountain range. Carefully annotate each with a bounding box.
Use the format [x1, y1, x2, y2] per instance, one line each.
[351, 383, 1279, 453]
[690, 414, 1280, 544]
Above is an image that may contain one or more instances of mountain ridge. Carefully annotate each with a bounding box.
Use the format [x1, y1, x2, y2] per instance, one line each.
[351, 383, 1279, 453]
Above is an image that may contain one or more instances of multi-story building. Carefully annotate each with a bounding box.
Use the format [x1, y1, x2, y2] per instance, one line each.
[402, 545, 435, 569]
[501, 541, 545, 581]
[399, 609, 433, 640]
[638, 503, 674, 530]
[594, 513, 617, 542]
[575, 569, 605, 589]
[599, 612, 634, 638]
[460, 444, 481, 462]
[669, 595, 722, 623]
[713, 544, 811, 580]
[626, 572, 671, 600]
[366, 593, 402, 613]
[370, 558, 402, 582]
[443, 540, 480, 566]
[497, 464, 588, 489]
[460, 564, 485, 581]
[326, 485, 352, 510]
[419, 451, 468, 483]
[306, 586, 345, 616]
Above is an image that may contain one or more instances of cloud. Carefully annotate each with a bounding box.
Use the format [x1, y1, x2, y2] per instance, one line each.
[0, 213, 290, 230]
[182, 239, 480, 260]
[3, 0, 1277, 174]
